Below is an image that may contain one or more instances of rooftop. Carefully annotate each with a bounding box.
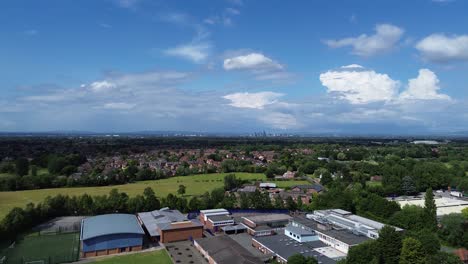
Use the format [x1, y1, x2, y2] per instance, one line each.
[195, 235, 263, 264]
[200, 208, 229, 214]
[138, 208, 201, 237]
[80, 214, 144, 240]
[291, 184, 324, 192]
[253, 234, 337, 264]
[242, 213, 292, 224]
[293, 216, 370, 245]
[208, 214, 234, 223]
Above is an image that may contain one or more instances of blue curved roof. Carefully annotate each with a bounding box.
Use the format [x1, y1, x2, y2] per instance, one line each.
[80, 214, 144, 240]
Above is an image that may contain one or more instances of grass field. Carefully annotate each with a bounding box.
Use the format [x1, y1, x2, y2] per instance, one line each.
[366, 181, 383, 187]
[1, 232, 79, 264]
[93, 249, 172, 264]
[0, 173, 308, 220]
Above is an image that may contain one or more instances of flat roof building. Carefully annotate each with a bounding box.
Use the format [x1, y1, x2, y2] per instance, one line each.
[137, 208, 203, 243]
[252, 234, 339, 264]
[393, 195, 468, 217]
[80, 214, 145, 258]
[194, 235, 264, 264]
[284, 210, 402, 255]
[199, 208, 235, 232]
[242, 213, 292, 237]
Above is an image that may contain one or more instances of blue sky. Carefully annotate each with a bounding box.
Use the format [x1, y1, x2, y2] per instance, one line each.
[1, 0, 468, 134]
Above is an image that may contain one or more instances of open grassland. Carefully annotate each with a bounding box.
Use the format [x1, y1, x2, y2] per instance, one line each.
[93, 249, 172, 264]
[0, 173, 308, 220]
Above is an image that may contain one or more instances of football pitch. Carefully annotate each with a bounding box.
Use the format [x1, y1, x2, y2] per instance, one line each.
[1, 232, 79, 264]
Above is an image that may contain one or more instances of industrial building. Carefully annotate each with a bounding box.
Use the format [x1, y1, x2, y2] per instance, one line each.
[80, 214, 145, 258]
[241, 213, 292, 236]
[137, 208, 203, 243]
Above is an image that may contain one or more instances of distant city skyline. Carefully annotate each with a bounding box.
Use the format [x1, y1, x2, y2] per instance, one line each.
[1, 0, 468, 134]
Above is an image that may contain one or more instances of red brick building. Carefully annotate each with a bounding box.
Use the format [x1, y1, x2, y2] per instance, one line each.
[137, 208, 203, 243]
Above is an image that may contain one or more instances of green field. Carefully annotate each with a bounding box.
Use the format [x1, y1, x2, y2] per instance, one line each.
[0, 173, 308, 220]
[93, 249, 172, 264]
[1, 232, 79, 264]
[366, 181, 382, 187]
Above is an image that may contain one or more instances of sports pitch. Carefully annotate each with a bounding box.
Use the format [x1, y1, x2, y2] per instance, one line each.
[2, 232, 79, 264]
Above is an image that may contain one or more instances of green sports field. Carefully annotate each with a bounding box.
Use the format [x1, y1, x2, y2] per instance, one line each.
[0, 173, 308, 220]
[1, 232, 79, 264]
[93, 249, 172, 264]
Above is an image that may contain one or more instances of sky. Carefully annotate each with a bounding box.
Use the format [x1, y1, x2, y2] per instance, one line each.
[1, 0, 468, 134]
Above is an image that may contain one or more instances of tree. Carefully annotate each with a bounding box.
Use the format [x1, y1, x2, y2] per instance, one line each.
[188, 197, 202, 211]
[224, 174, 242, 191]
[462, 207, 468, 219]
[377, 226, 402, 264]
[287, 253, 318, 264]
[178, 184, 186, 196]
[30, 165, 38, 177]
[274, 196, 284, 209]
[399, 237, 425, 264]
[286, 196, 297, 211]
[346, 240, 379, 264]
[143, 187, 160, 211]
[337, 152, 347, 161]
[412, 229, 440, 256]
[15, 158, 29, 176]
[316, 168, 333, 186]
[239, 192, 250, 209]
[401, 176, 416, 195]
[439, 213, 467, 248]
[424, 187, 437, 230]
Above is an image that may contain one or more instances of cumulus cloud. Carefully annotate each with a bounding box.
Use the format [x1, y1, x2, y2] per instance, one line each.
[324, 24, 404, 57]
[224, 53, 283, 71]
[319, 66, 399, 104]
[399, 69, 451, 100]
[164, 42, 211, 63]
[223, 92, 284, 109]
[415, 34, 468, 63]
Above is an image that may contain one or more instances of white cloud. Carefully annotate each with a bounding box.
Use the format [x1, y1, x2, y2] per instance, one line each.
[102, 102, 136, 110]
[341, 64, 364, 69]
[399, 69, 451, 100]
[324, 24, 404, 57]
[164, 42, 211, 63]
[223, 92, 284, 109]
[89, 81, 116, 93]
[320, 67, 399, 104]
[415, 34, 468, 63]
[223, 53, 283, 71]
